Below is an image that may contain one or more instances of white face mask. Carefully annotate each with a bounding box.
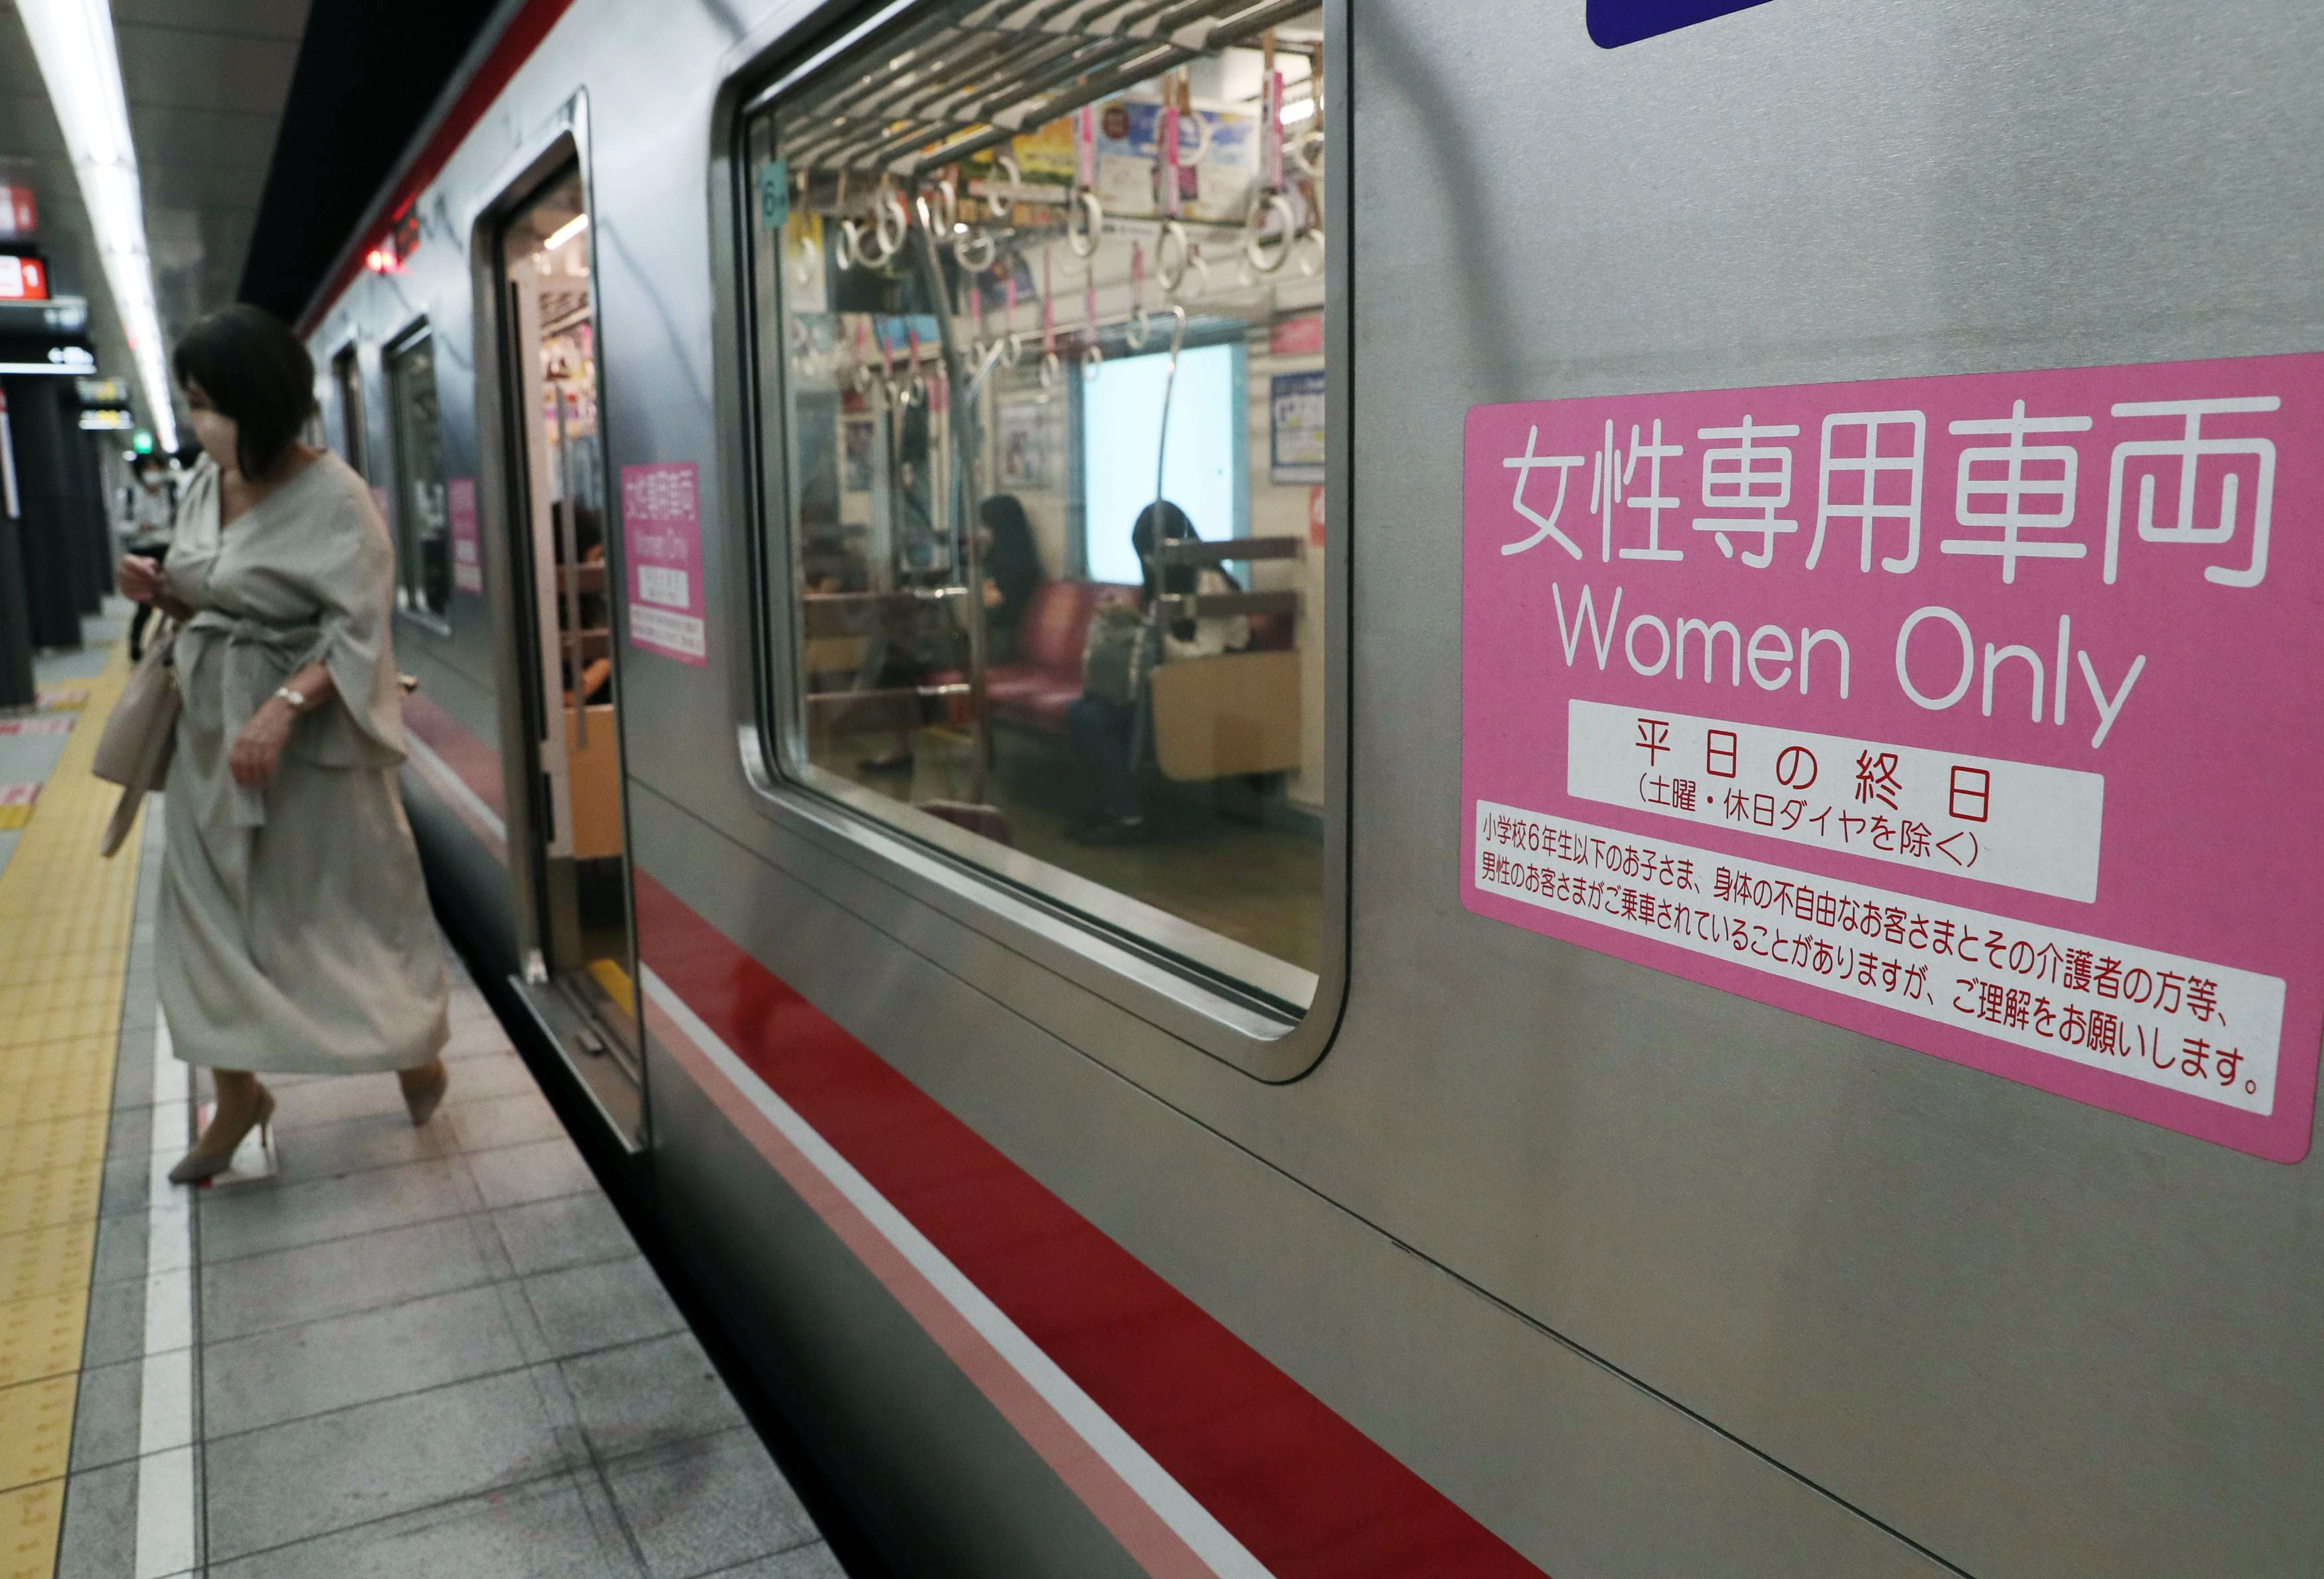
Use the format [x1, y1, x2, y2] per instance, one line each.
[186, 407, 238, 474]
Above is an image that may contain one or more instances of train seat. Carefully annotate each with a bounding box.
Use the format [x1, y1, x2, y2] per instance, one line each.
[981, 579, 1137, 733]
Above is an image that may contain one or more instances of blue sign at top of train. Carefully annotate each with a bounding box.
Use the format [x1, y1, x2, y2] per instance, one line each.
[1589, 0, 1774, 47]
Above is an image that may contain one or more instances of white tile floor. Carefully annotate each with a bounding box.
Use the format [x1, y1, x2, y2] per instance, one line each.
[40, 608, 842, 1579]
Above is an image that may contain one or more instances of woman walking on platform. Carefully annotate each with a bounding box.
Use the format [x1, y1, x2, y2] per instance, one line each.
[116, 305, 451, 1183]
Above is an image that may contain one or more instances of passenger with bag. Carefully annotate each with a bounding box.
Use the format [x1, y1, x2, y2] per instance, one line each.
[108, 305, 452, 1183]
[1064, 500, 1248, 845]
[120, 456, 175, 661]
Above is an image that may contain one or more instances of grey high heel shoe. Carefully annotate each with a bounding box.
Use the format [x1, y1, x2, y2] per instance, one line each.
[168, 1082, 275, 1185]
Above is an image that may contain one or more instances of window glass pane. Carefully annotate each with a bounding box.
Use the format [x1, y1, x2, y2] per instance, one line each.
[1080, 341, 1244, 583]
[751, 14, 1328, 1004]
[332, 346, 365, 478]
[387, 332, 449, 617]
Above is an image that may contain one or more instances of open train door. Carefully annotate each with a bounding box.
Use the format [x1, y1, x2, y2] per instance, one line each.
[489, 154, 646, 1148]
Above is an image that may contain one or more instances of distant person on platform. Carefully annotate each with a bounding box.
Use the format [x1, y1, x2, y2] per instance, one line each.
[121, 456, 174, 661]
[115, 304, 451, 1183]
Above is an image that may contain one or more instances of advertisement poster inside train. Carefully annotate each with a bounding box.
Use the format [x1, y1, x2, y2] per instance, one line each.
[1460, 353, 2324, 1160]
[621, 460, 708, 667]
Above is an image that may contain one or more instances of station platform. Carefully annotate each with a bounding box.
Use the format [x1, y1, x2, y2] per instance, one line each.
[0, 609, 842, 1579]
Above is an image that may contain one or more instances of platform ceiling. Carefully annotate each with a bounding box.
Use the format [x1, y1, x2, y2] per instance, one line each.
[0, 0, 505, 446]
[0, 0, 310, 441]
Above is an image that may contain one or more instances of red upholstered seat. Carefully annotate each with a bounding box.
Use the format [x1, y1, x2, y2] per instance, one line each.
[984, 580, 1138, 733]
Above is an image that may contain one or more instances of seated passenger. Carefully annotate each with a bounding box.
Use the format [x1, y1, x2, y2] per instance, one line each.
[978, 493, 1045, 664]
[1064, 500, 1248, 845]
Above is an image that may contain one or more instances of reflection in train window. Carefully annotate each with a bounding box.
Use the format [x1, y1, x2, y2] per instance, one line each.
[387, 326, 451, 619]
[747, 12, 1327, 1006]
[331, 342, 366, 477]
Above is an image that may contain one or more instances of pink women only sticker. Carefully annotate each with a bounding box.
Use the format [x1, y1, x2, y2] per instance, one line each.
[447, 478, 482, 595]
[1462, 352, 2324, 1161]
[620, 461, 708, 667]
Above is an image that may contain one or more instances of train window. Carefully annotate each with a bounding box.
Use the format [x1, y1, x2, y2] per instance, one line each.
[745, 11, 1328, 1008]
[331, 343, 366, 478]
[386, 325, 452, 619]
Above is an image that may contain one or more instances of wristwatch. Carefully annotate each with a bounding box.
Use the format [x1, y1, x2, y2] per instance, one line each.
[272, 686, 307, 711]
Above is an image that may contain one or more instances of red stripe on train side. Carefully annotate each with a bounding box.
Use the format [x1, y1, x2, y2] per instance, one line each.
[634, 873, 1545, 1578]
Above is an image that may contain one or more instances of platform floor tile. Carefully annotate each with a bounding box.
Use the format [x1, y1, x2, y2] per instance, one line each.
[46, 867, 832, 1577]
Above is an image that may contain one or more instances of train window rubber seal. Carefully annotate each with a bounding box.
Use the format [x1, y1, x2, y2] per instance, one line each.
[714, 0, 1352, 1083]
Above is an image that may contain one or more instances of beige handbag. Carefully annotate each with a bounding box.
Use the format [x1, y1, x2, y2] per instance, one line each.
[93, 621, 179, 857]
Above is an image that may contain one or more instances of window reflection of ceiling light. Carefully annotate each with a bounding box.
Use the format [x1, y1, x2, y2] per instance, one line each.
[545, 213, 590, 251]
[13, 0, 178, 450]
[1281, 96, 1319, 125]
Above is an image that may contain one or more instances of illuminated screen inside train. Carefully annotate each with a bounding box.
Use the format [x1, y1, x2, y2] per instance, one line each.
[746, 14, 1329, 1007]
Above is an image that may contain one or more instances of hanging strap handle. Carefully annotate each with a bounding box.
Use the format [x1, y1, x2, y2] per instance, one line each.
[1126, 241, 1150, 348]
[1039, 248, 1061, 387]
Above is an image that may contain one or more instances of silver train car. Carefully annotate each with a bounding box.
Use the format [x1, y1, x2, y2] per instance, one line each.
[306, 1, 2324, 1574]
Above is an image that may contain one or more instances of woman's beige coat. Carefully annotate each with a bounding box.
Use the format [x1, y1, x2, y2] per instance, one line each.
[157, 452, 449, 1073]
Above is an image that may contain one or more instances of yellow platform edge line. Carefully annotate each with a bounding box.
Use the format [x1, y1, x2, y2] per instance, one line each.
[0, 637, 144, 1579]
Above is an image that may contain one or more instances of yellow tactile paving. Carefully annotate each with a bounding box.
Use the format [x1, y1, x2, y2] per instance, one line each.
[0, 1114, 109, 1183]
[0, 1037, 119, 1108]
[0, 640, 144, 1579]
[0, 975, 133, 1021]
[0, 1289, 89, 1391]
[0, 1378, 75, 1495]
[0, 1229, 97, 1312]
[0, 1168, 104, 1248]
[0, 1481, 63, 1579]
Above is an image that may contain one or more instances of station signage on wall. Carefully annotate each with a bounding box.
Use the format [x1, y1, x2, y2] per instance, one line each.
[0, 254, 50, 301]
[0, 184, 36, 239]
[1461, 353, 2324, 1161]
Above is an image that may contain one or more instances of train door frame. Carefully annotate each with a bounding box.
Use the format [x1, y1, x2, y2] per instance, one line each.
[709, 1, 1354, 1083]
[470, 98, 649, 1151]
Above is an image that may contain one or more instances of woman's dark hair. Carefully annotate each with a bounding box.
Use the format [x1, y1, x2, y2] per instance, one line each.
[1130, 499, 1195, 607]
[978, 494, 1044, 630]
[1130, 499, 1238, 640]
[172, 304, 315, 479]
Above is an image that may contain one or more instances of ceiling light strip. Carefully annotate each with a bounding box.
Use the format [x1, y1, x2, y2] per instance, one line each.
[13, 0, 179, 450]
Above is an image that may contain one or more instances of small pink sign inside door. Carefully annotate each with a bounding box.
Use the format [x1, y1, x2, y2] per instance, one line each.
[1461, 352, 2324, 1161]
[620, 461, 708, 667]
[447, 478, 482, 595]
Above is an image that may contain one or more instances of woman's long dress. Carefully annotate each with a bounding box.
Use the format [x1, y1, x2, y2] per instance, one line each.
[156, 452, 449, 1074]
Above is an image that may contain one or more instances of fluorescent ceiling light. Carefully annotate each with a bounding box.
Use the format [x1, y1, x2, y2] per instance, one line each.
[13, 0, 178, 452]
[544, 212, 589, 251]
[1281, 96, 1318, 125]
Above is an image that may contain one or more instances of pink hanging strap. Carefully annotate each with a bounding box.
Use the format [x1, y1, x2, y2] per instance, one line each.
[1160, 103, 1182, 219]
[1262, 70, 1285, 191]
[1076, 105, 1098, 191]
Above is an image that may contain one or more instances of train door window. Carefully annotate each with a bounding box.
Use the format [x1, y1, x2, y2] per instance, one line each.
[331, 344, 366, 477]
[498, 164, 643, 1138]
[746, 12, 1328, 1009]
[386, 325, 451, 620]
